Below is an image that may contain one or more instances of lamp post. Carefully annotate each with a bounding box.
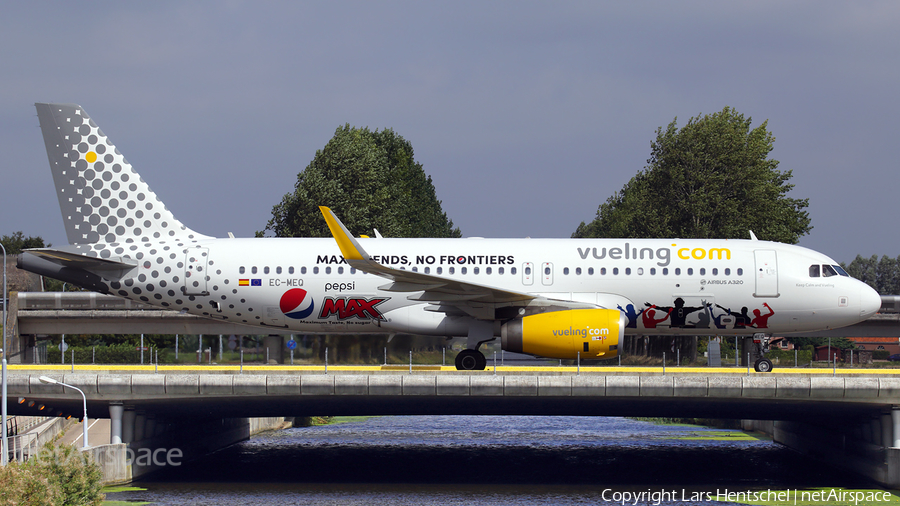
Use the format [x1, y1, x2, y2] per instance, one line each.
[1, 242, 7, 466]
[38, 376, 89, 449]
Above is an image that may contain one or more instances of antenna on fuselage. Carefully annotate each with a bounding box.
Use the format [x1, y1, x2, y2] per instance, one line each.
[749, 230, 759, 241]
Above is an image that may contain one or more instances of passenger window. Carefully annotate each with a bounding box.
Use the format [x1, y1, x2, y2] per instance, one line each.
[425, 267, 430, 274]
[276, 266, 282, 274]
[300, 267, 306, 274]
[662, 268, 668, 275]
[412, 267, 418, 272]
[699, 268, 705, 275]
[251, 266, 258, 274]
[675, 268, 681, 275]
[687, 268, 693, 275]
[601, 267, 607, 275]
[437, 267, 443, 274]
[264, 266, 270, 274]
[576, 267, 582, 275]
[625, 268, 631, 275]
[486, 267, 492, 275]
[544, 267, 551, 275]
[325, 267, 331, 274]
[350, 268, 356, 274]
[473, 267, 479, 275]
[724, 268, 730, 276]
[809, 265, 820, 277]
[498, 267, 504, 274]
[712, 268, 717, 275]
[637, 267, 643, 275]
[338, 267, 344, 274]
[588, 267, 594, 275]
[650, 268, 656, 275]
[461, 267, 467, 274]
[613, 268, 619, 275]
[563, 267, 569, 275]
[525, 267, 532, 275]
[449, 267, 455, 274]
[313, 267, 319, 274]
[511, 267, 517, 274]
[737, 268, 743, 276]
[239, 266, 245, 274]
[823, 264, 838, 277]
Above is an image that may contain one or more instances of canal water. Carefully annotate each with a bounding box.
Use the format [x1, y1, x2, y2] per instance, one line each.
[108, 415, 881, 505]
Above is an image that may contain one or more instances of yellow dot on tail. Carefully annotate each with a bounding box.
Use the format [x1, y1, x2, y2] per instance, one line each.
[85, 152, 97, 163]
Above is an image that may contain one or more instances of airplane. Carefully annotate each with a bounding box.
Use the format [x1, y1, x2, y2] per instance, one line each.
[20, 103, 882, 372]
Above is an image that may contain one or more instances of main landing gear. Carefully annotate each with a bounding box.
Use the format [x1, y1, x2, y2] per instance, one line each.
[455, 349, 487, 371]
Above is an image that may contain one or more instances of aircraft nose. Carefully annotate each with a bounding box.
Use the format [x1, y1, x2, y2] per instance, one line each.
[859, 284, 881, 319]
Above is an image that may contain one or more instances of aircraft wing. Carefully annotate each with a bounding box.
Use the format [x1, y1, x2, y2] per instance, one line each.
[319, 207, 595, 320]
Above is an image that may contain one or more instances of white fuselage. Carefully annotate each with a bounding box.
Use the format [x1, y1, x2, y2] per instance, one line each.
[108, 236, 879, 338]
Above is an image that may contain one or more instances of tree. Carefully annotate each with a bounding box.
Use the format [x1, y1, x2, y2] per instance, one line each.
[1, 231, 47, 254]
[263, 125, 461, 238]
[843, 254, 900, 294]
[573, 107, 811, 243]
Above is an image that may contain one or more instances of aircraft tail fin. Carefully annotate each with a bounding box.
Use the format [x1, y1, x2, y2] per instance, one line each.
[34, 103, 208, 245]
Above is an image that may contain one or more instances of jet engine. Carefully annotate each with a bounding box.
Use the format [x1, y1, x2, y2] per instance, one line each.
[500, 309, 626, 359]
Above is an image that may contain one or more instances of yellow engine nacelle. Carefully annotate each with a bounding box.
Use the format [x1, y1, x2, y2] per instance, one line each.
[500, 309, 626, 360]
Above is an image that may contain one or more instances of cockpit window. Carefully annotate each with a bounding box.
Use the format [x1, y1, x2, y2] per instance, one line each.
[822, 264, 838, 277]
[809, 265, 820, 277]
[833, 265, 850, 277]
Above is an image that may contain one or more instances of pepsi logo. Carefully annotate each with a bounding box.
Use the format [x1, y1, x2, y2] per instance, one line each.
[280, 288, 315, 319]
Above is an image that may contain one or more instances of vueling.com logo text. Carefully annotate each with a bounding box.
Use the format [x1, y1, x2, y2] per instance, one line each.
[553, 326, 609, 339]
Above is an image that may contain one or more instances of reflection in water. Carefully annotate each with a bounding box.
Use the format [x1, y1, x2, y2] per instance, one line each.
[109, 416, 873, 505]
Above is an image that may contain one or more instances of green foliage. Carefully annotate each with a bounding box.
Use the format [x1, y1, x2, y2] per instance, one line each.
[48, 343, 142, 364]
[574, 107, 811, 243]
[766, 348, 813, 366]
[785, 337, 856, 351]
[0, 441, 105, 506]
[843, 254, 900, 295]
[873, 350, 891, 360]
[0, 231, 48, 255]
[263, 125, 461, 239]
[27, 442, 104, 506]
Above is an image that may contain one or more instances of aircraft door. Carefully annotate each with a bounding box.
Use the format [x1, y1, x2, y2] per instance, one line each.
[184, 247, 210, 295]
[522, 262, 534, 286]
[541, 262, 553, 286]
[753, 250, 779, 297]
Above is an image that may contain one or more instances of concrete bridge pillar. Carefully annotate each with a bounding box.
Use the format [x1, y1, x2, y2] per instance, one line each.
[122, 407, 136, 444]
[134, 413, 146, 442]
[145, 417, 156, 439]
[882, 414, 892, 448]
[892, 408, 900, 448]
[109, 403, 124, 444]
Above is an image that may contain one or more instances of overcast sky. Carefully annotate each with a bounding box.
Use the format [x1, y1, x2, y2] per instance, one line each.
[1, 1, 897, 263]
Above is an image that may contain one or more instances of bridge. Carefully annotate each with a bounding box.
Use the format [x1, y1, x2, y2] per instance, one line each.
[5, 292, 900, 486]
[8, 366, 900, 486]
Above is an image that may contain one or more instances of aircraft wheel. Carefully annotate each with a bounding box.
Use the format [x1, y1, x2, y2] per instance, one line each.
[455, 349, 486, 371]
[754, 358, 773, 373]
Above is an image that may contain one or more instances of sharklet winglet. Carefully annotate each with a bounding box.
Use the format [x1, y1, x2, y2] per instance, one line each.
[319, 206, 368, 261]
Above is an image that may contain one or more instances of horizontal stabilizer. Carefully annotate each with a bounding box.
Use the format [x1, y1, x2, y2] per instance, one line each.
[23, 248, 137, 275]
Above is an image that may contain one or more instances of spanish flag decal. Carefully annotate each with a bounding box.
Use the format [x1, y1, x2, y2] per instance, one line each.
[239, 279, 250, 286]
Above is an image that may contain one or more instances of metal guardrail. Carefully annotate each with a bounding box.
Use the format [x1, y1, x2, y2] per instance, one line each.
[7, 433, 39, 463]
[18, 292, 156, 311]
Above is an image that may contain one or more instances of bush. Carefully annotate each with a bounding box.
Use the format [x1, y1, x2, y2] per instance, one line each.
[766, 348, 812, 366]
[0, 441, 103, 506]
[873, 350, 891, 360]
[47, 343, 141, 364]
